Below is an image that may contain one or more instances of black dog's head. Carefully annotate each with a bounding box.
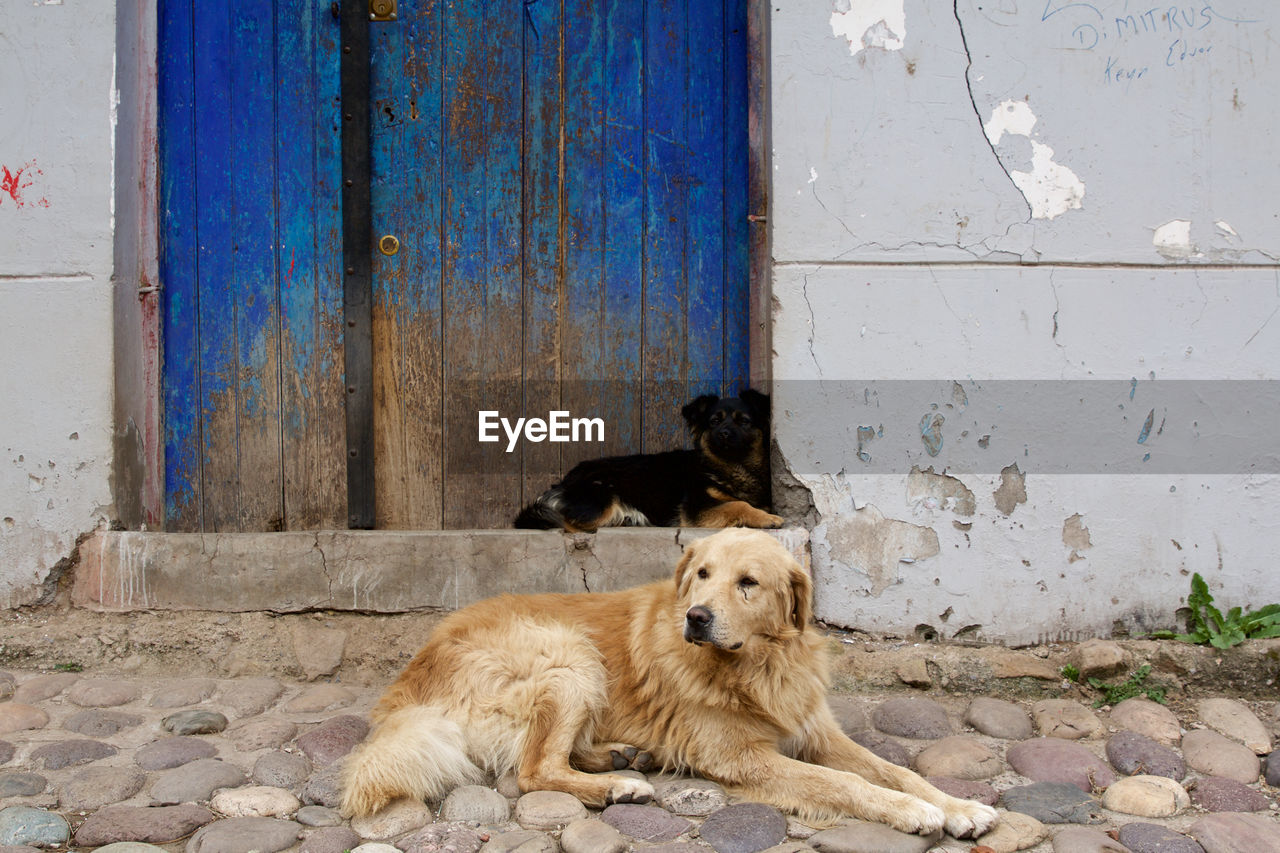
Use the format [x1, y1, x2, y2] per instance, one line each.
[681, 388, 770, 462]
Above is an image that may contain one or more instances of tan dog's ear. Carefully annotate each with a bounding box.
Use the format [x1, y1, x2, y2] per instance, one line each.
[674, 539, 701, 596]
[790, 565, 813, 629]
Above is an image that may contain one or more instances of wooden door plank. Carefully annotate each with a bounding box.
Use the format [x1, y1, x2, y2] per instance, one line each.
[724, 0, 752, 392]
[371, 1, 446, 529]
[561, 0, 607, 470]
[159, 0, 202, 531]
[686, 0, 727, 398]
[229, 0, 284, 530]
[277, 4, 347, 529]
[520, 0, 564, 502]
[191, 3, 241, 531]
[643, 0, 690, 451]
[599, 0, 645, 455]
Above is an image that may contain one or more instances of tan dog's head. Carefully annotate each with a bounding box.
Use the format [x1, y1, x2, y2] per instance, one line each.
[674, 529, 812, 652]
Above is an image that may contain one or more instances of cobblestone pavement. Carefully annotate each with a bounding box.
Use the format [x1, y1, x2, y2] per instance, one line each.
[0, 657, 1277, 853]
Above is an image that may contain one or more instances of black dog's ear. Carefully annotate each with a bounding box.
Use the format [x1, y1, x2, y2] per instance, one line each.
[681, 394, 720, 429]
[738, 388, 771, 425]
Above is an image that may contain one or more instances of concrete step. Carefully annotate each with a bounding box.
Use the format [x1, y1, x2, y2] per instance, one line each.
[72, 527, 810, 614]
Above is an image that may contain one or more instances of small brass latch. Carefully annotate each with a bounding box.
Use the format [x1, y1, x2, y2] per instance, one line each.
[370, 0, 397, 22]
[379, 234, 401, 256]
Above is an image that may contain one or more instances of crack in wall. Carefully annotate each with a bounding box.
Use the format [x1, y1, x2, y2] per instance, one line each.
[313, 533, 333, 602]
[800, 271, 823, 375]
[952, 2, 1033, 223]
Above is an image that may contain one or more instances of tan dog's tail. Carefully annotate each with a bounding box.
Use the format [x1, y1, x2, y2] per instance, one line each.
[340, 705, 484, 817]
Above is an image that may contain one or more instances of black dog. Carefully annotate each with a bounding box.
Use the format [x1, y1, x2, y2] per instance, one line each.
[514, 389, 782, 531]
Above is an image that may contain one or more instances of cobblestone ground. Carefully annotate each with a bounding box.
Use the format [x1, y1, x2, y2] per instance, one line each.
[0, 658, 1277, 853]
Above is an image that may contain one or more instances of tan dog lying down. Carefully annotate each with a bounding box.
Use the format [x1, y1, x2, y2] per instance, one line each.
[340, 528, 998, 838]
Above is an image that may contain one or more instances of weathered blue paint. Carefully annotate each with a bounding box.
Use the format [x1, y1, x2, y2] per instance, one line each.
[158, 0, 201, 529]
[161, 0, 753, 530]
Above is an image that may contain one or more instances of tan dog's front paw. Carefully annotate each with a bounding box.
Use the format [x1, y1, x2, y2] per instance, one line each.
[943, 798, 999, 839]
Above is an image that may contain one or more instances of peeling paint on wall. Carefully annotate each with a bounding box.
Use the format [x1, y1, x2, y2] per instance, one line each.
[1152, 219, 1197, 259]
[830, 0, 906, 55]
[825, 502, 939, 596]
[907, 466, 975, 516]
[993, 463, 1027, 516]
[1063, 513, 1092, 563]
[983, 100, 1084, 220]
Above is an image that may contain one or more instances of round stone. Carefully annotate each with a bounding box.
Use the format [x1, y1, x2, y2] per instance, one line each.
[1265, 751, 1280, 788]
[698, 802, 786, 853]
[600, 803, 691, 843]
[1006, 737, 1117, 792]
[186, 818, 301, 853]
[964, 697, 1033, 740]
[348, 797, 433, 840]
[149, 678, 217, 709]
[1000, 782, 1103, 824]
[394, 821, 487, 853]
[871, 696, 952, 739]
[94, 844, 172, 853]
[1116, 822, 1206, 853]
[0, 806, 70, 847]
[1031, 699, 1104, 740]
[136, 736, 218, 771]
[515, 791, 588, 831]
[924, 776, 998, 806]
[1197, 697, 1272, 755]
[253, 751, 313, 789]
[1109, 698, 1182, 746]
[1051, 825, 1131, 852]
[150, 758, 247, 804]
[0, 741, 13, 764]
[913, 735, 1002, 780]
[561, 818, 627, 853]
[301, 763, 343, 808]
[13, 673, 80, 703]
[58, 766, 147, 811]
[440, 784, 510, 824]
[295, 715, 368, 766]
[221, 677, 284, 717]
[1101, 774, 1190, 817]
[808, 821, 939, 853]
[283, 684, 355, 713]
[0, 704, 49, 735]
[1105, 730, 1186, 780]
[1188, 812, 1280, 851]
[67, 678, 140, 707]
[161, 709, 228, 735]
[211, 785, 303, 818]
[64, 709, 144, 737]
[848, 731, 911, 767]
[0, 772, 46, 798]
[480, 830, 555, 853]
[1188, 775, 1272, 812]
[1182, 729, 1261, 783]
[295, 806, 342, 828]
[30, 738, 117, 770]
[654, 778, 728, 816]
[72, 804, 215, 846]
[300, 826, 362, 853]
[974, 811, 1047, 852]
[227, 717, 298, 751]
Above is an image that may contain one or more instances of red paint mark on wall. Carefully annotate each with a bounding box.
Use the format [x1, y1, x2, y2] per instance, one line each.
[1, 160, 51, 208]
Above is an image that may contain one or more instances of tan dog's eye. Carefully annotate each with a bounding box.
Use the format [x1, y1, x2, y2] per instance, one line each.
[739, 576, 757, 588]
[697, 568, 708, 580]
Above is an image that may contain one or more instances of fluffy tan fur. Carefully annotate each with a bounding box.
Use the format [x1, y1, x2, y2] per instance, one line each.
[340, 529, 998, 838]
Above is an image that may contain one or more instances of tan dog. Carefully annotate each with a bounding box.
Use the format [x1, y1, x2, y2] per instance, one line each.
[340, 529, 998, 838]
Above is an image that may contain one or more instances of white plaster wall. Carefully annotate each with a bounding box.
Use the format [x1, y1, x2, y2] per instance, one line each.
[772, 1, 1280, 643]
[0, 3, 117, 605]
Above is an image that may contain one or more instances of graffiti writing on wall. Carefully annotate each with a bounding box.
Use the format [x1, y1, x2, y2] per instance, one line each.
[1039, 2, 1261, 89]
[1, 160, 50, 209]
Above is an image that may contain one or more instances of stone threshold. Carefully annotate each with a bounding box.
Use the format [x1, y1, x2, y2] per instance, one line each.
[72, 527, 810, 614]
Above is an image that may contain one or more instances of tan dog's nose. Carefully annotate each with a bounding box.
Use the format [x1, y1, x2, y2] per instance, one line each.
[684, 606, 713, 643]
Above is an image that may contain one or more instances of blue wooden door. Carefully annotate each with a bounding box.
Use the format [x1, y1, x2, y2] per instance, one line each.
[159, 1, 751, 531]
